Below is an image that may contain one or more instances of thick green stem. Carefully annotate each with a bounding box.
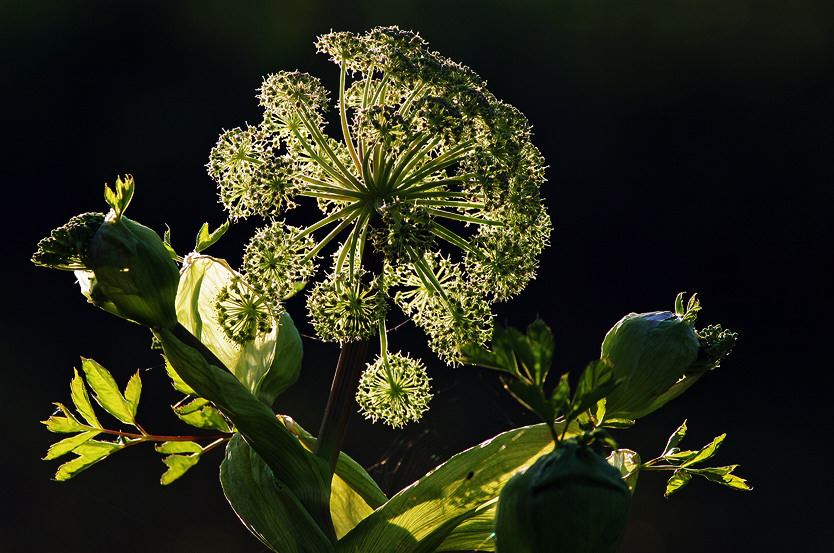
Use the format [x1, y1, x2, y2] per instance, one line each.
[313, 338, 370, 473]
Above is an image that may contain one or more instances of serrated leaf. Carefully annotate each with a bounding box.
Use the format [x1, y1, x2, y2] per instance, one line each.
[459, 343, 511, 374]
[124, 371, 142, 419]
[194, 220, 229, 252]
[491, 325, 520, 376]
[155, 441, 204, 454]
[665, 469, 692, 497]
[525, 319, 555, 385]
[682, 433, 726, 467]
[503, 378, 554, 425]
[53, 440, 123, 481]
[43, 403, 89, 433]
[663, 420, 688, 456]
[165, 357, 197, 396]
[44, 430, 101, 460]
[160, 454, 201, 485]
[81, 358, 135, 425]
[664, 450, 698, 463]
[549, 373, 571, 415]
[173, 398, 231, 431]
[691, 466, 752, 491]
[103, 175, 134, 218]
[567, 359, 620, 421]
[70, 368, 100, 428]
[505, 327, 535, 380]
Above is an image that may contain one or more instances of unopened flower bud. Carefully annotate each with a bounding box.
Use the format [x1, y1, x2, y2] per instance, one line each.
[87, 210, 180, 329]
[600, 294, 736, 421]
[494, 440, 631, 553]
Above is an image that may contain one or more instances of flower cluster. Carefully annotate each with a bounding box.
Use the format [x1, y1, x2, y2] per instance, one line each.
[207, 27, 549, 422]
[356, 352, 432, 428]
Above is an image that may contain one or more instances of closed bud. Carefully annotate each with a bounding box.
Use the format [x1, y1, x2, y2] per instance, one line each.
[87, 212, 180, 329]
[601, 293, 736, 421]
[494, 440, 631, 553]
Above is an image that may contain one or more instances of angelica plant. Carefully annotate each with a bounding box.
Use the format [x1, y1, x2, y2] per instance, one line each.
[33, 27, 751, 553]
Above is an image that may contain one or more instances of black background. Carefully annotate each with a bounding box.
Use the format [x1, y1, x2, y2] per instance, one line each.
[2, 1, 831, 552]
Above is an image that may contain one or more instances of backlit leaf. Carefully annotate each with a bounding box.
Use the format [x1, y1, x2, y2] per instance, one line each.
[220, 434, 335, 553]
[663, 420, 688, 455]
[607, 448, 641, 494]
[124, 371, 142, 419]
[665, 469, 692, 497]
[70, 368, 99, 428]
[53, 440, 123, 481]
[43, 403, 89, 433]
[682, 434, 726, 467]
[165, 357, 197, 396]
[160, 454, 201, 485]
[173, 398, 231, 431]
[44, 430, 101, 460]
[81, 358, 135, 425]
[155, 441, 204, 454]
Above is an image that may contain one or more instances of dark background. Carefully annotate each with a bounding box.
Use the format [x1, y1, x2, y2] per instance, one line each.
[3, 1, 831, 551]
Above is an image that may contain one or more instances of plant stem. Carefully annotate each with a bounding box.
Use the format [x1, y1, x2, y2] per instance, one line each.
[313, 338, 370, 472]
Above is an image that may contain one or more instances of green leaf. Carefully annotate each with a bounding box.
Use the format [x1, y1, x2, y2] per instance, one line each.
[160, 454, 201, 485]
[690, 466, 752, 491]
[165, 357, 197, 396]
[607, 449, 641, 494]
[70, 368, 100, 428]
[53, 440, 123, 481]
[566, 359, 620, 422]
[663, 420, 688, 456]
[194, 220, 230, 252]
[157, 326, 332, 534]
[283, 416, 387, 538]
[124, 371, 142, 419]
[43, 403, 90, 433]
[338, 422, 580, 553]
[81, 358, 135, 425]
[503, 378, 554, 425]
[459, 343, 512, 374]
[221, 434, 335, 553]
[490, 325, 520, 376]
[665, 469, 692, 497]
[103, 175, 134, 218]
[505, 327, 535, 380]
[44, 430, 101, 460]
[524, 319, 555, 385]
[173, 398, 231, 432]
[549, 373, 571, 415]
[155, 441, 204, 454]
[682, 434, 726, 467]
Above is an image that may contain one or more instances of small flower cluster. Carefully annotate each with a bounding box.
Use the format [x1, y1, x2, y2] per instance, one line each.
[207, 27, 550, 424]
[356, 352, 432, 428]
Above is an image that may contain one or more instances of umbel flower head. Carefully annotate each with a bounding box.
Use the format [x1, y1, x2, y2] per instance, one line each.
[208, 27, 550, 366]
[356, 352, 432, 428]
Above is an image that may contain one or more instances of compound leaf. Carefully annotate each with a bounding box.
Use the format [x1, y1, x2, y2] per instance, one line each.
[81, 358, 135, 425]
[53, 440, 123, 481]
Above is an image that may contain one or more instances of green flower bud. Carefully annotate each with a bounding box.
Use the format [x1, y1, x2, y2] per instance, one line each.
[494, 440, 631, 553]
[87, 213, 180, 329]
[74, 176, 181, 329]
[601, 293, 737, 421]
